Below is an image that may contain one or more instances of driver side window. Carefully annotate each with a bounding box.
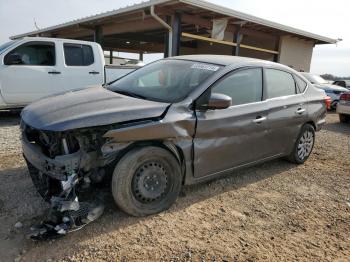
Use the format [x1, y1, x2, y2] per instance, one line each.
[4, 42, 55, 66]
[212, 68, 263, 106]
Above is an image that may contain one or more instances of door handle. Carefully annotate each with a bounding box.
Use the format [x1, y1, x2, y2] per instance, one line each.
[253, 116, 267, 124]
[89, 71, 100, 75]
[48, 71, 61, 74]
[295, 108, 306, 114]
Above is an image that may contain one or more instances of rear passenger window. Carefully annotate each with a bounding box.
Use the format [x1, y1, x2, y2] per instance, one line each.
[295, 76, 307, 93]
[64, 43, 94, 66]
[266, 69, 296, 98]
[212, 68, 263, 106]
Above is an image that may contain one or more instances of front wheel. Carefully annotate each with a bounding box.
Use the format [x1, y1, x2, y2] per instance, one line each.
[287, 124, 315, 164]
[112, 146, 182, 217]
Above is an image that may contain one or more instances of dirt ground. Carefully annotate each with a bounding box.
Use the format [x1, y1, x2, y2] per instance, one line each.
[0, 112, 349, 262]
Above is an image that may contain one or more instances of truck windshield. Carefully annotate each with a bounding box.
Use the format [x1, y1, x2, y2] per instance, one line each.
[108, 59, 222, 103]
[0, 40, 18, 55]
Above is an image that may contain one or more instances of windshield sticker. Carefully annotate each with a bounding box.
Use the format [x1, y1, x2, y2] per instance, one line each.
[191, 63, 220, 71]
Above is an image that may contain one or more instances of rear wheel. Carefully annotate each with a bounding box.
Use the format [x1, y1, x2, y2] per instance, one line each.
[287, 124, 315, 164]
[111, 146, 181, 217]
[339, 114, 349, 123]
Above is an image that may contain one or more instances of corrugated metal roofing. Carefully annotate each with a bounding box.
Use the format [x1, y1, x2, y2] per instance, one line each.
[10, 0, 337, 44]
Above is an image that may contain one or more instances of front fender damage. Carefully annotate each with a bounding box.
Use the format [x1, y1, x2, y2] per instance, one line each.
[23, 110, 195, 240]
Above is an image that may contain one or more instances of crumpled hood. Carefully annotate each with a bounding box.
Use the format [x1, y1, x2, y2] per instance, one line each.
[21, 86, 170, 131]
[314, 84, 349, 92]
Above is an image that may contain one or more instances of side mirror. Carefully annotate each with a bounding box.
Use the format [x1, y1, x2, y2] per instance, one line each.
[4, 53, 23, 65]
[200, 93, 232, 110]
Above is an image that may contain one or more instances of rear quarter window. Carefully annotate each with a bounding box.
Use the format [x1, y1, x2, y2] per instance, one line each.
[295, 75, 308, 93]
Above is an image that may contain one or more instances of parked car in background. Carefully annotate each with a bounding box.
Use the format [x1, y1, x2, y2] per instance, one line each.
[336, 91, 350, 123]
[20, 55, 328, 238]
[333, 80, 350, 90]
[301, 73, 348, 110]
[0, 37, 137, 110]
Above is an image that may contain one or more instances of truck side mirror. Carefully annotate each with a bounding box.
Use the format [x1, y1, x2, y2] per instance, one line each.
[4, 53, 23, 65]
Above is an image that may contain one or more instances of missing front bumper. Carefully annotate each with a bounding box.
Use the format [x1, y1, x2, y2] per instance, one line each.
[23, 138, 105, 241]
[22, 135, 81, 181]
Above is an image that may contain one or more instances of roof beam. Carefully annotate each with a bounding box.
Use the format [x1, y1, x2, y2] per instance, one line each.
[182, 32, 279, 54]
[58, 18, 163, 39]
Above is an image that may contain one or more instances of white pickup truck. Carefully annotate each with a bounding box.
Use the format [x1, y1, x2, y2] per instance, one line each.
[0, 37, 137, 109]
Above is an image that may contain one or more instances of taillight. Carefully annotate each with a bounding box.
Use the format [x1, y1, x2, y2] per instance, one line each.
[340, 92, 350, 101]
[324, 96, 331, 109]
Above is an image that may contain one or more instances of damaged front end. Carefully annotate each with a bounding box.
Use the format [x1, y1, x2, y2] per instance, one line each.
[21, 122, 118, 240]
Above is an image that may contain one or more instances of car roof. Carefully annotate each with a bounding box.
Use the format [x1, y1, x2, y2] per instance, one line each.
[300, 72, 315, 76]
[170, 54, 288, 68]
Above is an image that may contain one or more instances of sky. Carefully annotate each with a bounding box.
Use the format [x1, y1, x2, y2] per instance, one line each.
[0, 0, 349, 76]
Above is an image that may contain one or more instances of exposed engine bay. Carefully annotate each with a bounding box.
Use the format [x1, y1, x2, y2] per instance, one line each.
[21, 122, 128, 240]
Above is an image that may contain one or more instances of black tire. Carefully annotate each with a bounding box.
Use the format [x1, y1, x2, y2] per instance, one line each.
[111, 146, 182, 217]
[287, 124, 315, 164]
[339, 114, 349, 123]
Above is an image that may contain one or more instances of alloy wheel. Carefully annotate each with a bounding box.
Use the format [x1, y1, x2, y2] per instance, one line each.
[297, 130, 314, 160]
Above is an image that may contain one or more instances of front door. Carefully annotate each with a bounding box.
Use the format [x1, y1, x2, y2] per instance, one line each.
[0, 41, 61, 105]
[193, 67, 271, 178]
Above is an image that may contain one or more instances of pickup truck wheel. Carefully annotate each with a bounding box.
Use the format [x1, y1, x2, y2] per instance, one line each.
[287, 124, 315, 164]
[111, 146, 181, 217]
[339, 114, 349, 123]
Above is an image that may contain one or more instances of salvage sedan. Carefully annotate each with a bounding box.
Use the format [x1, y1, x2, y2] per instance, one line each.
[21, 55, 328, 238]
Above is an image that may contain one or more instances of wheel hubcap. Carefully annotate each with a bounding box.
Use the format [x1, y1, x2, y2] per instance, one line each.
[297, 130, 314, 160]
[132, 161, 168, 203]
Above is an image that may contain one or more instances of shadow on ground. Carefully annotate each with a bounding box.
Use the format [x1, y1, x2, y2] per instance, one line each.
[323, 121, 350, 135]
[0, 110, 21, 127]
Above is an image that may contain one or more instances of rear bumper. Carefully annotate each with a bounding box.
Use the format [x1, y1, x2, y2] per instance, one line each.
[336, 102, 350, 115]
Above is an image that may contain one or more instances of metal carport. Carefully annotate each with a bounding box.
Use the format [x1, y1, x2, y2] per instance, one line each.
[11, 0, 337, 71]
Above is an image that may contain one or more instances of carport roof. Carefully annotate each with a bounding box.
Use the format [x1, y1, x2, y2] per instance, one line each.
[10, 0, 337, 44]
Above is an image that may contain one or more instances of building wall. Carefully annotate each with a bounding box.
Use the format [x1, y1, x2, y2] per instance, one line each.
[278, 36, 315, 72]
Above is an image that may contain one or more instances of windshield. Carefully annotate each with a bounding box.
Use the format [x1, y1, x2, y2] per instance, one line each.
[0, 40, 18, 55]
[303, 73, 328, 84]
[108, 59, 222, 103]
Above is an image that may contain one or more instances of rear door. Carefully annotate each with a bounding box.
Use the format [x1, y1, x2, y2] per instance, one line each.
[265, 68, 308, 155]
[0, 41, 61, 105]
[62, 43, 104, 91]
[193, 67, 271, 178]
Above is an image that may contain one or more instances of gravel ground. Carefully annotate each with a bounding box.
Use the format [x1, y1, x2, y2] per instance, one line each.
[0, 112, 349, 262]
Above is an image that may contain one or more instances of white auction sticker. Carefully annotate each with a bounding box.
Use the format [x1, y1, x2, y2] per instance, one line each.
[191, 63, 220, 71]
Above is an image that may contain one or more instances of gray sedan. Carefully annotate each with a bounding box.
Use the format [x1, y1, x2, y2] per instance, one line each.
[21, 55, 328, 238]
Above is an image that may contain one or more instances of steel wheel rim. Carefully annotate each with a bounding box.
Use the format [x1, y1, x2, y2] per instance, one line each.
[132, 161, 169, 203]
[297, 130, 314, 160]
